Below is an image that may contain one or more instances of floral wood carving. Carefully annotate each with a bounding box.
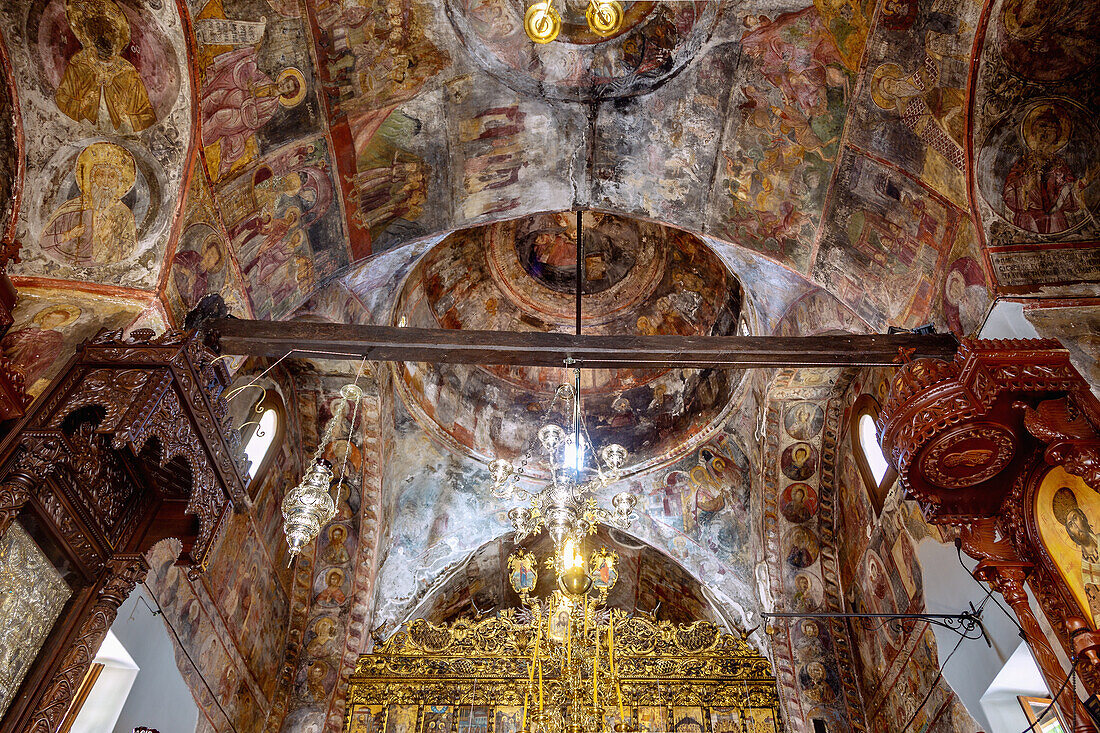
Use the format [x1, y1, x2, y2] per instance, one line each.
[25, 556, 148, 733]
[878, 339, 1100, 523]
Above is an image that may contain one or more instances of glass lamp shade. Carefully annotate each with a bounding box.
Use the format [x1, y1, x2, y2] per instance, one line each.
[558, 565, 592, 596]
[282, 459, 336, 558]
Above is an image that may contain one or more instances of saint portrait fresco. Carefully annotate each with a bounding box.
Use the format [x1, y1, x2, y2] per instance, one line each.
[785, 526, 820, 569]
[780, 482, 819, 523]
[978, 99, 1098, 237]
[941, 256, 990, 336]
[54, 0, 154, 131]
[32, 0, 180, 131]
[1036, 466, 1100, 626]
[783, 402, 824, 440]
[41, 142, 138, 266]
[170, 225, 227, 310]
[781, 442, 818, 481]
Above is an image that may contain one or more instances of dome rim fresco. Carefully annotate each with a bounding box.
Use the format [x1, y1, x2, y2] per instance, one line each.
[386, 211, 751, 479]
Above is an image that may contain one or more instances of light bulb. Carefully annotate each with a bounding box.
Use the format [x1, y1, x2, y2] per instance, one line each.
[563, 434, 586, 472]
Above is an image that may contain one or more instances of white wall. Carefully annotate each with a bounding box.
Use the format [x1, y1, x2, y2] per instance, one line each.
[980, 641, 1050, 733]
[107, 587, 201, 733]
[916, 538, 1022, 731]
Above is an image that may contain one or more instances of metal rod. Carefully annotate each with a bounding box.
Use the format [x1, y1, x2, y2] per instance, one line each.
[575, 209, 582, 338]
[763, 612, 977, 620]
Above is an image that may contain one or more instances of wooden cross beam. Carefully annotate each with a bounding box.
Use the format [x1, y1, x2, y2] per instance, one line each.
[207, 318, 958, 369]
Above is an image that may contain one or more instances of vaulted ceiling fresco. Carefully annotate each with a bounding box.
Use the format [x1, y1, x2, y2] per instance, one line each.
[0, 0, 1098, 731]
[1, 0, 1093, 340]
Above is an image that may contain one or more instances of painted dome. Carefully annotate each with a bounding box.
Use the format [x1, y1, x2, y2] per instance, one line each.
[392, 212, 745, 475]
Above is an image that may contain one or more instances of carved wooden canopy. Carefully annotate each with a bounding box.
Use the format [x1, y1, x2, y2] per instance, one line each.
[0, 328, 248, 733]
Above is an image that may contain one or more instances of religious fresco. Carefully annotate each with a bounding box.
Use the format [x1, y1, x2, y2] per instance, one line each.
[970, 0, 1100, 293]
[0, 284, 149, 397]
[445, 0, 719, 102]
[0, 0, 191, 288]
[846, 0, 976, 209]
[812, 151, 959, 329]
[832, 372, 978, 733]
[707, 0, 869, 273]
[392, 214, 746, 474]
[194, 0, 323, 183]
[592, 41, 741, 230]
[371, 383, 763, 639]
[760, 380, 858, 731]
[976, 100, 1098, 239]
[216, 139, 348, 319]
[1024, 302, 1100, 397]
[306, 0, 450, 257]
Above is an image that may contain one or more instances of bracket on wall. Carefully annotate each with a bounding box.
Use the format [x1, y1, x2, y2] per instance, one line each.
[762, 608, 991, 645]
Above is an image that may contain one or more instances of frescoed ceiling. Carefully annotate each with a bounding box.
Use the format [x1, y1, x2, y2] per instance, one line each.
[0, 0, 1094, 344]
[0, 0, 1097, 730]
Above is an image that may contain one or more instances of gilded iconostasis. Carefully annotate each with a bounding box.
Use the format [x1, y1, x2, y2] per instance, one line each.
[0, 0, 1097, 731]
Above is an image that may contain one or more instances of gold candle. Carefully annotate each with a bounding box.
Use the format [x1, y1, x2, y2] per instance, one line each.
[566, 612, 572, 670]
[593, 623, 599, 708]
[539, 659, 544, 710]
[610, 620, 625, 723]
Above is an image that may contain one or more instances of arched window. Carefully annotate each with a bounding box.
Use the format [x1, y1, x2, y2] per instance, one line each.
[240, 389, 285, 498]
[850, 394, 897, 516]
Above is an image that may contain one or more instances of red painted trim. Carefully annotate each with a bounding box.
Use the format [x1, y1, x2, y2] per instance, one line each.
[0, 32, 25, 259]
[298, 0, 373, 264]
[988, 239, 1100, 253]
[154, 0, 203, 300]
[10, 276, 158, 301]
[964, 0, 997, 275]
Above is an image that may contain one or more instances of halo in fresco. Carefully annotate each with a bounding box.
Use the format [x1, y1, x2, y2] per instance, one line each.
[33, 139, 166, 267]
[30, 0, 181, 131]
[445, 0, 719, 101]
[781, 442, 818, 481]
[783, 402, 824, 440]
[977, 98, 1099, 237]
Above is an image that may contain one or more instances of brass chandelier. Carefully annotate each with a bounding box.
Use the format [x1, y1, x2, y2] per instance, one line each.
[491, 211, 639, 551]
[525, 0, 625, 43]
[507, 540, 635, 733]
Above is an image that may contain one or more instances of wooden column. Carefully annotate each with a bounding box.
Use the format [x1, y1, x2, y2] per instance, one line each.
[974, 560, 1094, 732]
[26, 556, 149, 733]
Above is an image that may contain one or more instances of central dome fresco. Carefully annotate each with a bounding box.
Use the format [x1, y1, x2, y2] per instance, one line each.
[393, 212, 745, 475]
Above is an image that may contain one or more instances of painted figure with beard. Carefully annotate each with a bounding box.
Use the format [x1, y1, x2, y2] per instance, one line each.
[42, 142, 137, 266]
[1003, 103, 1084, 235]
[1053, 486, 1100, 620]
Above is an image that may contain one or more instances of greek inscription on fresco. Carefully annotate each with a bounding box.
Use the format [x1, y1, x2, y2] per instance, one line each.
[989, 246, 1100, 287]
